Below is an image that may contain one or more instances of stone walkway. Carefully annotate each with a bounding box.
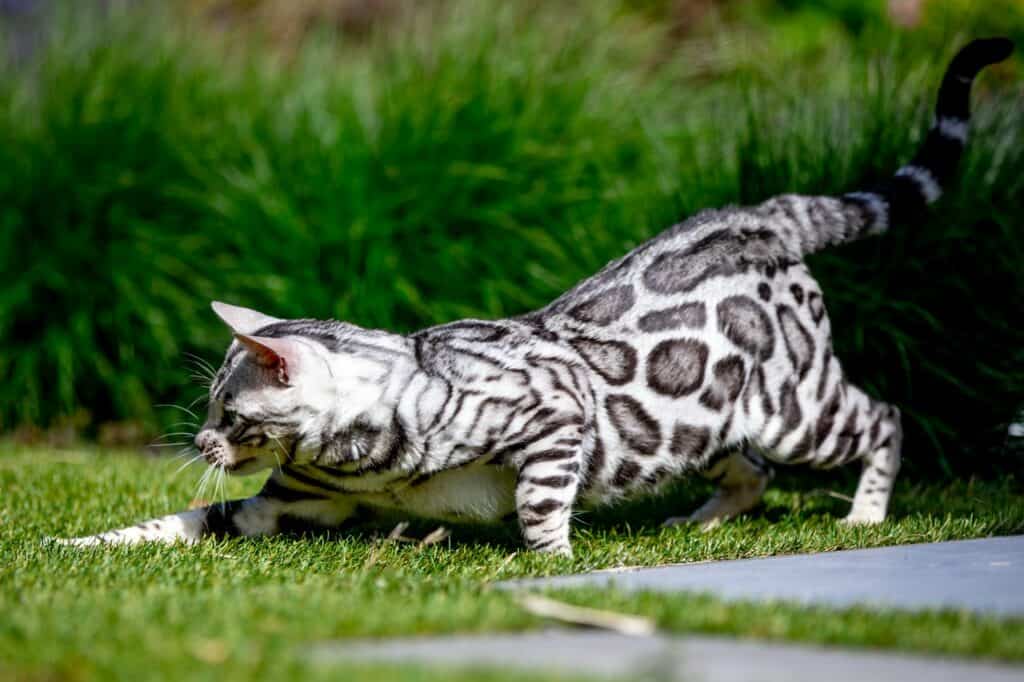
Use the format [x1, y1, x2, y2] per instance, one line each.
[312, 630, 1024, 682]
[313, 537, 1024, 680]
[502, 535, 1024, 615]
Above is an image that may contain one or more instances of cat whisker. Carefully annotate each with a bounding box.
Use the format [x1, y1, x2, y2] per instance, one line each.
[150, 432, 199, 445]
[187, 393, 210, 411]
[173, 453, 205, 478]
[154, 401, 198, 417]
[183, 350, 217, 376]
[169, 446, 199, 459]
[215, 464, 229, 512]
[270, 436, 287, 471]
[195, 464, 216, 503]
[184, 358, 213, 373]
[149, 442, 190, 450]
[187, 368, 215, 384]
[150, 434, 196, 447]
[184, 351, 217, 375]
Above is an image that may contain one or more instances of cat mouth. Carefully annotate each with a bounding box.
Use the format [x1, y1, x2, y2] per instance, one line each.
[222, 456, 271, 475]
[200, 452, 253, 472]
[224, 458, 254, 472]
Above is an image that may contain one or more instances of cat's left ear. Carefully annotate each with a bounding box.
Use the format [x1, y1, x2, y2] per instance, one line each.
[211, 301, 281, 335]
[233, 334, 299, 385]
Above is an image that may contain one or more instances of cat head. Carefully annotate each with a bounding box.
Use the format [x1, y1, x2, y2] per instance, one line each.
[193, 302, 409, 475]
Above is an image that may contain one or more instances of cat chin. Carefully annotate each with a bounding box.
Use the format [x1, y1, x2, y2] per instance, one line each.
[224, 457, 272, 476]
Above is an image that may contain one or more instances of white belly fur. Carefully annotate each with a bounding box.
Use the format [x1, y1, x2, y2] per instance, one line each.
[360, 464, 517, 523]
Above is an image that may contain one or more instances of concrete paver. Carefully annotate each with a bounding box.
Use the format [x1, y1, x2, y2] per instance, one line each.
[313, 537, 1024, 680]
[312, 630, 1024, 682]
[502, 535, 1024, 615]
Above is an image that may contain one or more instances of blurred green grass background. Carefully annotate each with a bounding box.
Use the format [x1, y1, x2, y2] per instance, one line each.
[0, 0, 1021, 476]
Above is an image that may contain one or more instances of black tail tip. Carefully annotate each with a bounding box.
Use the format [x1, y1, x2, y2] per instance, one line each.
[958, 37, 1015, 70]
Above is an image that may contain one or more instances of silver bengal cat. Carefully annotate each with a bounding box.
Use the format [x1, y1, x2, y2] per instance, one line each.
[60, 39, 1013, 555]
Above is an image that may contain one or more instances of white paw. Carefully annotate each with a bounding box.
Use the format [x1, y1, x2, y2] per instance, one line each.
[532, 542, 573, 557]
[662, 514, 723, 533]
[46, 530, 152, 547]
[665, 490, 759, 531]
[669, 480, 768, 531]
[841, 509, 886, 526]
[46, 535, 106, 548]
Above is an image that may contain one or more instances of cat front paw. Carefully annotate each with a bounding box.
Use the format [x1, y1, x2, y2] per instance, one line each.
[530, 540, 573, 557]
[45, 534, 107, 548]
[45, 528, 155, 547]
[840, 508, 886, 525]
[662, 514, 723, 532]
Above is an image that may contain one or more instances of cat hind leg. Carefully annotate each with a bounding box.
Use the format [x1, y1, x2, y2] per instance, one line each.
[840, 403, 902, 525]
[664, 447, 773, 530]
[757, 377, 902, 525]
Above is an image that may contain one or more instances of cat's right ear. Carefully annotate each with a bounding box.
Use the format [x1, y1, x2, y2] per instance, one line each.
[211, 301, 281, 335]
[233, 334, 297, 384]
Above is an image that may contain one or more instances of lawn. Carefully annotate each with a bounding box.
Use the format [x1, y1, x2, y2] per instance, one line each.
[2, 447, 1022, 681]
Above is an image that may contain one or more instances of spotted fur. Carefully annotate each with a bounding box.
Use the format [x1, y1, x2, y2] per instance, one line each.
[58, 39, 1013, 555]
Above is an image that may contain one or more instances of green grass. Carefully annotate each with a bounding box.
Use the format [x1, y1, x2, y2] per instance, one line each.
[1, 1, 1022, 476]
[3, 447, 1023, 681]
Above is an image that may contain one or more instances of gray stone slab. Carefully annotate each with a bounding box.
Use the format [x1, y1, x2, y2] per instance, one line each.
[501, 535, 1024, 616]
[311, 630, 1024, 682]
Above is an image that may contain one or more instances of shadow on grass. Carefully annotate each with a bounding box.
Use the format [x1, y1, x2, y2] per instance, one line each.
[240, 466, 1023, 559]
[274, 467, 910, 549]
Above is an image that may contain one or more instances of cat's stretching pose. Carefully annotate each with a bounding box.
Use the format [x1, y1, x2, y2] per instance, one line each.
[61, 39, 1013, 555]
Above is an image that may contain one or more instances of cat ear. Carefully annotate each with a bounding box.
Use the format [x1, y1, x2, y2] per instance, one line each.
[211, 301, 281, 335]
[233, 334, 299, 384]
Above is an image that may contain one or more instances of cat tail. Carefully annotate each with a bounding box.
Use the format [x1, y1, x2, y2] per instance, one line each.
[764, 38, 1014, 256]
[841, 38, 1014, 234]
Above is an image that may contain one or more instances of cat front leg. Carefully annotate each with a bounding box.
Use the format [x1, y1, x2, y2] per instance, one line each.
[55, 506, 215, 547]
[55, 478, 356, 546]
[512, 424, 584, 557]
